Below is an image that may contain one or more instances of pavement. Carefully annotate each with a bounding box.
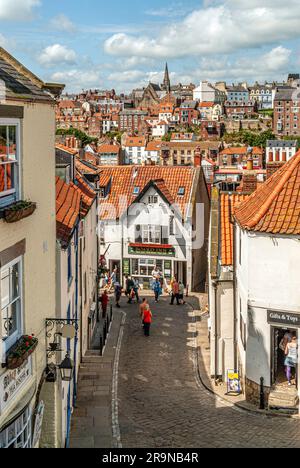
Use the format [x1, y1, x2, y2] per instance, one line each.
[70, 293, 300, 449]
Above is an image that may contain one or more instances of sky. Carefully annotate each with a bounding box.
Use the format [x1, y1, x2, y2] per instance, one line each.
[0, 0, 300, 93]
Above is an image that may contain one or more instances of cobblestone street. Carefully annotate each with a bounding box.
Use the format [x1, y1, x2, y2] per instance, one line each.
[117, 296, 300, 448]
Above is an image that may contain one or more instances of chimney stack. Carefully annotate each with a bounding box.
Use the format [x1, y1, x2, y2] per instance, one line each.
[194, 146, 202, 167]
[243, 171, 257, 193]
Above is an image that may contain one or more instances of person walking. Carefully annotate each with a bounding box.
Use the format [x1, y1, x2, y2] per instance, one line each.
[133, 278, 141, 303]
[100, 290, 109, 318]
[170, 278, 180, 305]
[153, 278, 162, 303]
[178, 281, 186, 305]
[114, 281, 122, 308]
[142, 304, 153, 337]
[126, 276, 135, 304]
[285, 335, 298, 386]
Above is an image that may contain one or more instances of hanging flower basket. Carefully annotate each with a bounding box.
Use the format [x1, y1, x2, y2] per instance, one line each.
[7, 335, 38, 370]
[4, 201, 37, 224]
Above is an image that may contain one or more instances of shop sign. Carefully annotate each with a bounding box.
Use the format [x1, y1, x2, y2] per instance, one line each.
[123, 258, 130, 276]
[128, 246, 175, 257]
[267, 311, 300, 327]
[0, 358, 32, 414]
[227, 370, 241, 395]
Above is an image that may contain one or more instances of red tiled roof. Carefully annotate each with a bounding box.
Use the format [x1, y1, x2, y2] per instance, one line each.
[56, 175, 96, 245]
[98, 144, 121, 154]
[145, 141, 162, 151]
[125, 137, 147, 147]
[99, 166, 196, 220]
[199, 102, 214, 108]
[76, 160, 100, 176]
[235, 151, 300, 234]
[56, 177, 81, 246]
[221, 147, 263, 156]
[56, 144, 78, 155]
[221, 193, 250, 266]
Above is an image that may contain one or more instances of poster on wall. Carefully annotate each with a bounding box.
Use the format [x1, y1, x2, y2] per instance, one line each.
[227, 370, 241, 396]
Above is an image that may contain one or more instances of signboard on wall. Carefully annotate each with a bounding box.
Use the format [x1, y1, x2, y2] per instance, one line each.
[0, 358, 32, 414]
[267, 311, 300, 328]
[123, 259, 130, 276]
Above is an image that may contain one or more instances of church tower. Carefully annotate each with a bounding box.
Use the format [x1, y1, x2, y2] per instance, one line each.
[163, 62, 171, 94]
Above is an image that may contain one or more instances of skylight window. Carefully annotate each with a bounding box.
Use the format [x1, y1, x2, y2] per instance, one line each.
[133, 187, 140, 195]
[178, 187, 185, 196]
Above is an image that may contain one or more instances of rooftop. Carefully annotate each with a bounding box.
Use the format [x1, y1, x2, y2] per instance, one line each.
[235, 150, 300, 235]
[98, 165, 198, 220]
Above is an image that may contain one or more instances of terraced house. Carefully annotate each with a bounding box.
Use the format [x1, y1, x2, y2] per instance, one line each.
[0, 47, 63, 448]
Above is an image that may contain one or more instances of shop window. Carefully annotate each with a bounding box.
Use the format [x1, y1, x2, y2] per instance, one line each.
[0, 407, 32, 448]
[1, 257, 23, 353]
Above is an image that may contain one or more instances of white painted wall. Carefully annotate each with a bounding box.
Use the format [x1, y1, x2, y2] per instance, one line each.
[236, 227, 300, 387]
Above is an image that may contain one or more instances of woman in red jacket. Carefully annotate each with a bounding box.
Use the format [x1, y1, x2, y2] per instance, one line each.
[142, 305, 152, 337]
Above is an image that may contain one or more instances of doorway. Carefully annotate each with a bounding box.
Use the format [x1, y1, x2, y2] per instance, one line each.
[271, 327, 298, 388]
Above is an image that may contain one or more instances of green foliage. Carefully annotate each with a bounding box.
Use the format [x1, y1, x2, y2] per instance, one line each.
[105, 131, 123, 144]
[282, 135, 300, 149]
[223, 129, 275, 147]
[56, 127, 98, 146]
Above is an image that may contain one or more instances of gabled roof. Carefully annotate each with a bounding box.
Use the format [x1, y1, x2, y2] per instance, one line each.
[235, 151, 300, 235]
[99, 166, 197, 220]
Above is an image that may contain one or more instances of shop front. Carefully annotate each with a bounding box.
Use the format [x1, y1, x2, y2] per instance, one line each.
[0, 357, 36, 448]
[124, 242, 178, 289]
[268, 311, 300, 389]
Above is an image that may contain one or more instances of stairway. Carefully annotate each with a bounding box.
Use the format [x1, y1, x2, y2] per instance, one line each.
[268, 386, 299, 414]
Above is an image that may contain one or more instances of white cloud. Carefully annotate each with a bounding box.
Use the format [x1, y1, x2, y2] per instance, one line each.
[104, 1, 300, 59]
[0, 0, 40, 21]
[38, 44, 77, 67]
[51, 69, 102, 92]
[50, 14, 76, 33]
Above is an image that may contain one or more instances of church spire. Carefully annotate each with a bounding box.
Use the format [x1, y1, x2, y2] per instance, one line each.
[163, 62, 171, 94]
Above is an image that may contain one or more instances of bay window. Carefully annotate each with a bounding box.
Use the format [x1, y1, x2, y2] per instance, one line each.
[1, 257, 23, 352]
[0, 120, 20, 208]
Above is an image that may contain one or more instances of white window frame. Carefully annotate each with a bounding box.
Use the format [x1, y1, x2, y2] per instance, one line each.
[142, 225, 161, 244]
[0, 256, 23, 357]
[0, 119, 21, 207]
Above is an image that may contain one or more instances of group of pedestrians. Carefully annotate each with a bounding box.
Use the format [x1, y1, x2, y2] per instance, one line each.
[100, 267, 187, 338]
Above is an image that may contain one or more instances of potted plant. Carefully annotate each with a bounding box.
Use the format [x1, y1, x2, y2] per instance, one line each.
[4, 200, 37, 224]
[7, 335, 38, 370]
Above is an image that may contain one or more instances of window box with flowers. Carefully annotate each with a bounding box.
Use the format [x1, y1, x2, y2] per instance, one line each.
[3, 201, 37, 224]
[6, 335, 38, 370]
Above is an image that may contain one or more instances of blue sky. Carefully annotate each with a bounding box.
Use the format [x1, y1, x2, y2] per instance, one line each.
[0, 0, 300, 93]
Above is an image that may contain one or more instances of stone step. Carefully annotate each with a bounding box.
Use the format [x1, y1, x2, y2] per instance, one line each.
[269, 388, 299, 409]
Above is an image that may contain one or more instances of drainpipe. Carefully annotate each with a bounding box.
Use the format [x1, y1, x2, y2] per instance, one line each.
[232, 222, 238, 372]
[212, 280, 218, 384]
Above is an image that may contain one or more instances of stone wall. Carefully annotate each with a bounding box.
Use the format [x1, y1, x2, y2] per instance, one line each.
[245, 377, 271, 407]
